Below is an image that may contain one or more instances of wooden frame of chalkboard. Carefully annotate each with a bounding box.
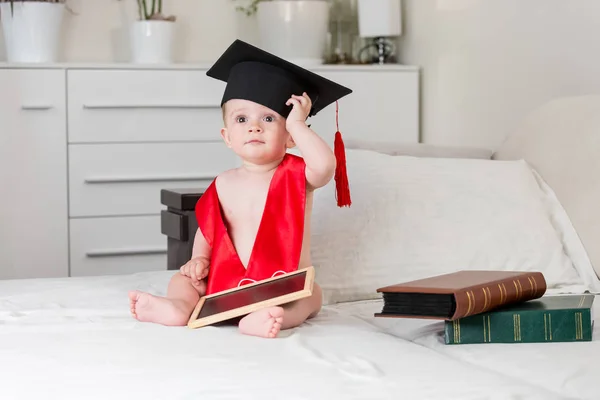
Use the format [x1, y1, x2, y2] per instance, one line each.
[187, 266, 315, 329]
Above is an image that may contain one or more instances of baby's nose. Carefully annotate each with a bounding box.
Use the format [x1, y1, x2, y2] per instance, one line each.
[248, 124, 262, 133]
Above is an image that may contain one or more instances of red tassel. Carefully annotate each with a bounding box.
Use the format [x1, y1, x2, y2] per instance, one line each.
[333, 101, 351, 207]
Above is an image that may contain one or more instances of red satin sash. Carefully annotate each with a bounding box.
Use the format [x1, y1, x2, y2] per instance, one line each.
[195, 154, 306, 295]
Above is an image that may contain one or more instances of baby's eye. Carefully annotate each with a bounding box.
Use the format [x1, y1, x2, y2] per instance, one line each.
[263, 115, 274, 122]
[235, 116, 247, 123]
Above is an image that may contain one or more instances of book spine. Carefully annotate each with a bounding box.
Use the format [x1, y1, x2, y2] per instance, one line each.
[445, 308, 592, 344]
[452, 272, 546, 319]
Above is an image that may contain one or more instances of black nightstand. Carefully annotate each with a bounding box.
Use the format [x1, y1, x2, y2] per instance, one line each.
[160, 188, 204, 270]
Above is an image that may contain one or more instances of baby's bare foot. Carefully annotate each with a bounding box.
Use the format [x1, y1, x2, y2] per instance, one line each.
[238, 306, 284, 338]
[128, 290, 190, 326]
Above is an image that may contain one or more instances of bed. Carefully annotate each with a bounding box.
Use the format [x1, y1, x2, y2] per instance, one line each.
[1, 95, 599, 400]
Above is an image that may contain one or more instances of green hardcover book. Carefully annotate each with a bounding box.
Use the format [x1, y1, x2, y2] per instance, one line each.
[445, 294, 595, 344]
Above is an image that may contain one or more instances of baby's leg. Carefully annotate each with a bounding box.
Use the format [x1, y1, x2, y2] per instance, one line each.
[238, 283, 323, 338]
[129, 273, 205, 326]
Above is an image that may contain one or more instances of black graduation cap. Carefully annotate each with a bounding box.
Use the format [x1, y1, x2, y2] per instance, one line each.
[206, 39, 352, 119]
[206, 39, 353, 208]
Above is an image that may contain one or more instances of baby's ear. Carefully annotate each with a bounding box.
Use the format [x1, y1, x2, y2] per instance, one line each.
[286, 135, 296, 149]
[221, 128, 232, 148]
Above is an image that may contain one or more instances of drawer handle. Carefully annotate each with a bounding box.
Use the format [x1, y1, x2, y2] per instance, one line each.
[86, 247, 167, 257]
[21, 105, 54, 110]
[82, 103, 220, 109]
[85, 174, 217, 184]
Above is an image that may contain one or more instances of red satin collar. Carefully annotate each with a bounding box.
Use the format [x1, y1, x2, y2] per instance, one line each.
[195, 154, 307, 295]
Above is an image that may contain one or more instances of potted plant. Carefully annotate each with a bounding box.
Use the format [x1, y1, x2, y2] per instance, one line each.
[233, 0, 330, 65]
[0, 0, 66, 63]
[129, 0, 176, 64]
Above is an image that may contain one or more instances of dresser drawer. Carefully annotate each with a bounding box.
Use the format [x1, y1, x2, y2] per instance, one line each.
[68, 142, 239, 217]
[69, 215, 168, 277]
[307, 69, 419, 145]
[67, 69, 225, 143]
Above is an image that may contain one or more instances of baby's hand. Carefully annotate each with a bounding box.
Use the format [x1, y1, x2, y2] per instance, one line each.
[286, 92, 312, 129]
[180, 256, 209, 286]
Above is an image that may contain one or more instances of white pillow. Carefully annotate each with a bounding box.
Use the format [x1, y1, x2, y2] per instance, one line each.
[310, 149, 586, 305]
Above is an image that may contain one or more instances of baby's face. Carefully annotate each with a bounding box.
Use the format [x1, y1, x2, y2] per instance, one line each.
[220, 99, 293, 164]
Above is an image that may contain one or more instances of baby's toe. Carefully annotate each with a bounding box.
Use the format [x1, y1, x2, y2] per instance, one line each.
[128, 290, 140, 302]
[270, 321, 282, 336]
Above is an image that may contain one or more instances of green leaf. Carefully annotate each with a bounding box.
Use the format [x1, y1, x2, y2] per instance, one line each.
[232, 0, 271, 16]
[141, 0, 149, 19]
[136, 0, 144, 20]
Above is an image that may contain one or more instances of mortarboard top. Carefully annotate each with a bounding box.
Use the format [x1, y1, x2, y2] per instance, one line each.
[206, 39, 352, 119]
[206, 39, 353, 208]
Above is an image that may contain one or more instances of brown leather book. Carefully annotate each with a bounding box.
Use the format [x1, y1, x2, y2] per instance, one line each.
[374, 270, 547, 320]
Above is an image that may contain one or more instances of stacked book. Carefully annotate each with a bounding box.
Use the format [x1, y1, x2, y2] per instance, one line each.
[374, 270, 595, 344]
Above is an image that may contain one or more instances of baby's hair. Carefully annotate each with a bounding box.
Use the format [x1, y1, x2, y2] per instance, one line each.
[221, 102, 229, 125]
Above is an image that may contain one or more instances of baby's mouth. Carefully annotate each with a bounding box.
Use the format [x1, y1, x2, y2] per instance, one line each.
[246, 139, 265, 144]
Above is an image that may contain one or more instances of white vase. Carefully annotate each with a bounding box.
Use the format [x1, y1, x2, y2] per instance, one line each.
[0, 2, 65, 63]
[129, 20, 174, 64]
[257, 0, 330, 65]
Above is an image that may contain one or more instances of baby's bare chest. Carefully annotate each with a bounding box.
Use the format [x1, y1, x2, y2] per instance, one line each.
[217, 178, 271, 231]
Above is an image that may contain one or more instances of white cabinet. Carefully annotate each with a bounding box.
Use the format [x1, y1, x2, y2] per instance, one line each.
[0, 69, 69, 279]
[0, 64, 420, 279]
[67, 69, 225, 143]
[67, 141, 239, 217]
[309, 68, 420, 145]
[69, 215, 168, 277]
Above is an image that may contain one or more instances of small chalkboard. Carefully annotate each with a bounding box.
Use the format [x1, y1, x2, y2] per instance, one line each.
[187, 266, 315, 329]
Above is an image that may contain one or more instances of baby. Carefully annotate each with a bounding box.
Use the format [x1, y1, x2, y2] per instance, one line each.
[128, 40, 352, 338]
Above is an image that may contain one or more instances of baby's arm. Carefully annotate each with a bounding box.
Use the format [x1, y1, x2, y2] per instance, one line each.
[179, 228, 211, 287]
[286, 93, 337, 190]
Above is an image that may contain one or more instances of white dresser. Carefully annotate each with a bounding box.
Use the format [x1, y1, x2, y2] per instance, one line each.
[0, 63, 420, 280]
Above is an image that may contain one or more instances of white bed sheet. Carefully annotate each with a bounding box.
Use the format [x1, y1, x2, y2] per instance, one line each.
[335, 294, 600, 400]
[0, 271, 577, 400]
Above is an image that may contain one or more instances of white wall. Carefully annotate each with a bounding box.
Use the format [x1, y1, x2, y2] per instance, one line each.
[4, 0, 600, 150]
[399, 0, 600, 149]
[0, 0, 258, 63]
